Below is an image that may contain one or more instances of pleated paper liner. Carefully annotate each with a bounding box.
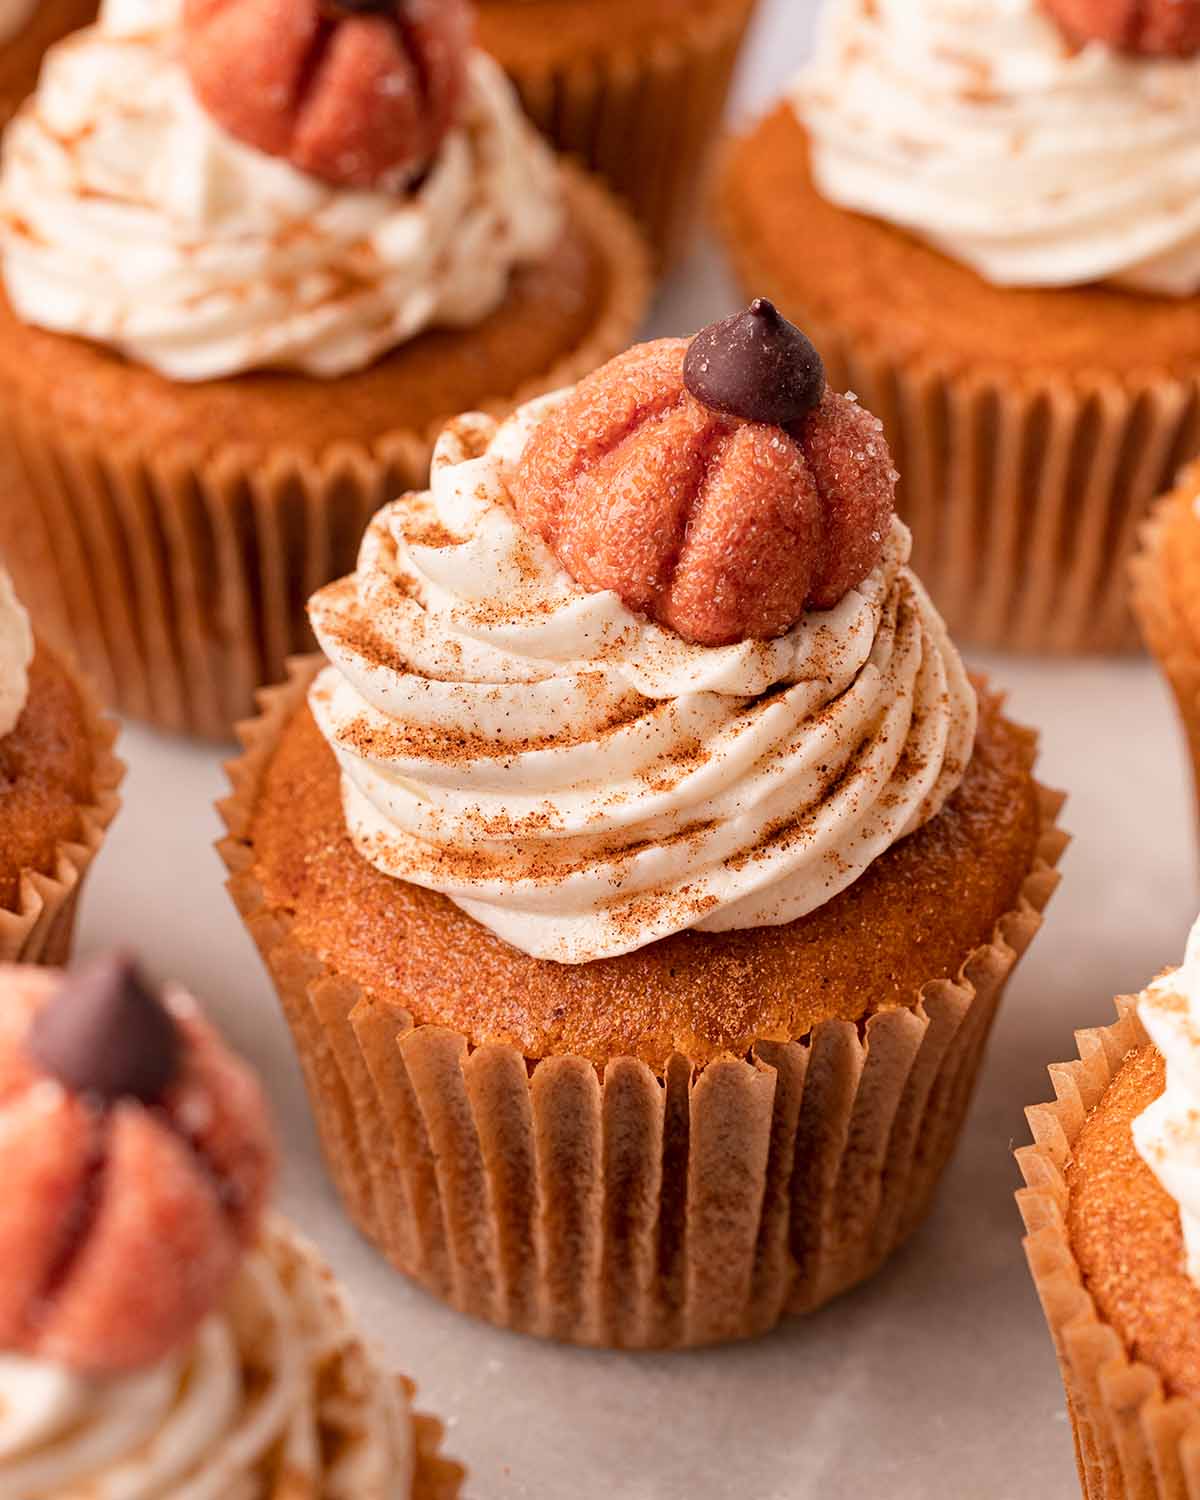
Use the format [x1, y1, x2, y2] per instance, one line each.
[1132, 472, 1200, 845]
[261, 1218, 465, 1499]
[718, 174, 1200, 658]
[0, 652, 122, 966]
[219, 657, 1066, 1350]
[1014, 1002, 1200, 1500]
[480, 0, 758, 268]
[0, 165, 649, 743]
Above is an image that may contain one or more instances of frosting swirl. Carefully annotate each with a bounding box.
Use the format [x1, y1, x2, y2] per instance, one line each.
[0, 0, 563, 380]
[797, 0, 1200, 295]
[0, 0, 37, 45]
[1134, 919, 1200, 1284]
[0, 1222, 413, 1498]
[0, 567, 32, 740]
[308, 394, 978, 965]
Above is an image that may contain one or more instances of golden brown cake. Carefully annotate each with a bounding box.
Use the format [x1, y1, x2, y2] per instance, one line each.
[0, 4, 650, 740]
[718, 6, 1200, 656]
[221, 307, 1064, 1349]
[1019, 936, 1200, 1499]
[476, 0, 758, 265]
[0, 0, 94, 122]
[0, 577, 121, 965]
[1133, 462, 1200, 839]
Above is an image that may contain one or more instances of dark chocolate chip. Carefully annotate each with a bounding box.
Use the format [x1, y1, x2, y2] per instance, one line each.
[683, 298, 825, 427]
[28, 953, 183, 1107]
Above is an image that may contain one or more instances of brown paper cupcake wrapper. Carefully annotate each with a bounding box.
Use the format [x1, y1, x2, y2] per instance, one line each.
[0, 659, 122, 967]
[0, 166, 648, 742]
[494, 0, 757, 268]
[720, 192, 1200, 657]
[262, 1216, 465, 1499]
[219, 657, 1065, 1349]
[1131, 485, 1200, 845]
[1014, 1003, 1200, 1500]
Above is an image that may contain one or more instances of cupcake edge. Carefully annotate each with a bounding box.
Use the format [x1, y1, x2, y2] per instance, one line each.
[0, 650, 122, 965]
[260, 1214, 465, 1500]
[0, 163, 651, 741]
[716, 120, 1200, 657]
[1132, 477, 1200, 844]
[219, 655, 1067, 1350]
[1015, 999, 1200, 1500]
[484, 0, 758, 266]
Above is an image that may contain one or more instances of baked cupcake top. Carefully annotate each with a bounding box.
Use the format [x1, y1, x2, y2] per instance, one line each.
[0, 955, 412, 1496]
[0, 0, 563, 379]
[307, 303, 978, 964]
[0, 568, 32, 739]
[797, 0, 1200, 295]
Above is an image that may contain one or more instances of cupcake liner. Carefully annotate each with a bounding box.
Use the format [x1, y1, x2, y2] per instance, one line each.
[489, 0, 758, 267]
[0, 657, 122, 966]
[0, 166, 649, 741]
[720, 182, 1200, 657]
[1015, 1001, 1200, 1500]
[261, 1216, 465, 1499]
[219, 657, 1066, 1350]
[1132, 482, 1200, 840]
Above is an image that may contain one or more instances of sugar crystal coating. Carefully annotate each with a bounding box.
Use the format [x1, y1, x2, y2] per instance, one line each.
[510, 333, 896, 646]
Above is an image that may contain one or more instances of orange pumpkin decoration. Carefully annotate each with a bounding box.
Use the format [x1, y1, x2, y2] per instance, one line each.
[511, 302, 897, 648]
[183, 0, 473, 189]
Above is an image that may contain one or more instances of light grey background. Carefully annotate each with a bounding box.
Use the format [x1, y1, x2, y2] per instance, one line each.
[77, 3, 1194, 1494]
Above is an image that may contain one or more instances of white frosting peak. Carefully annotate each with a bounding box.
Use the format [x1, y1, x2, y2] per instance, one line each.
[0, 0, 563, 379]
[1134, 920, 1200, 1282]
[0, 1228, 413, 1498]
[0, 568, 33, 739]
[797, 0, 1200, 295]
[308, 393, 978, 965]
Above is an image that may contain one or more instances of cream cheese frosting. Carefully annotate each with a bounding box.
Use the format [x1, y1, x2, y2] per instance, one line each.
[797, 0, 1200, 296]
[308, 392, 979, 966]
[0, 567, 33, 740]
[0, 1222, 414, 1499]
[1133, 920, 1200, 1284]
[0, 0, 564, 380]
[0, 0, 37, 46]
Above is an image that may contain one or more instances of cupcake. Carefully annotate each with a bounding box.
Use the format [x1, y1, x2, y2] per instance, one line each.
[0, 569, 121, 967]
[0, 0, 95, 124]
[719, 0, 1200, 655]
[0, 952, 463, 1498]
[474, 0, 759, 266]
[0, 0, 650, 741]
[1017, 915, 1200, 1500]
[1132, 461, 1200, 831]
[220, 302, 1065, 1349]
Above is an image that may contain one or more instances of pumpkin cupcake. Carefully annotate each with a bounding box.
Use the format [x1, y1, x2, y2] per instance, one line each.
[0, 0, 95, 124]
[1017, 916, 1200, 1500]
[719, 0, 1200, 655]
[0, 0, 649, 741]
[474, 0, 759, 266]
[0, 569, 122, 967]
[0, 952, 463, 1498]
[220, 302, 1065, 1349]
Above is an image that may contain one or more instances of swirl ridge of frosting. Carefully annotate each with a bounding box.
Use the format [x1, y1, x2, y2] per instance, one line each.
[797, 0, 1200, 296]
[0, 568, 32, 740]
[1134, 921, 1200, 1284]
[308, 393, 979, 965]
[0, 1222, 413, 1498]
[0, 0, 564, 380]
